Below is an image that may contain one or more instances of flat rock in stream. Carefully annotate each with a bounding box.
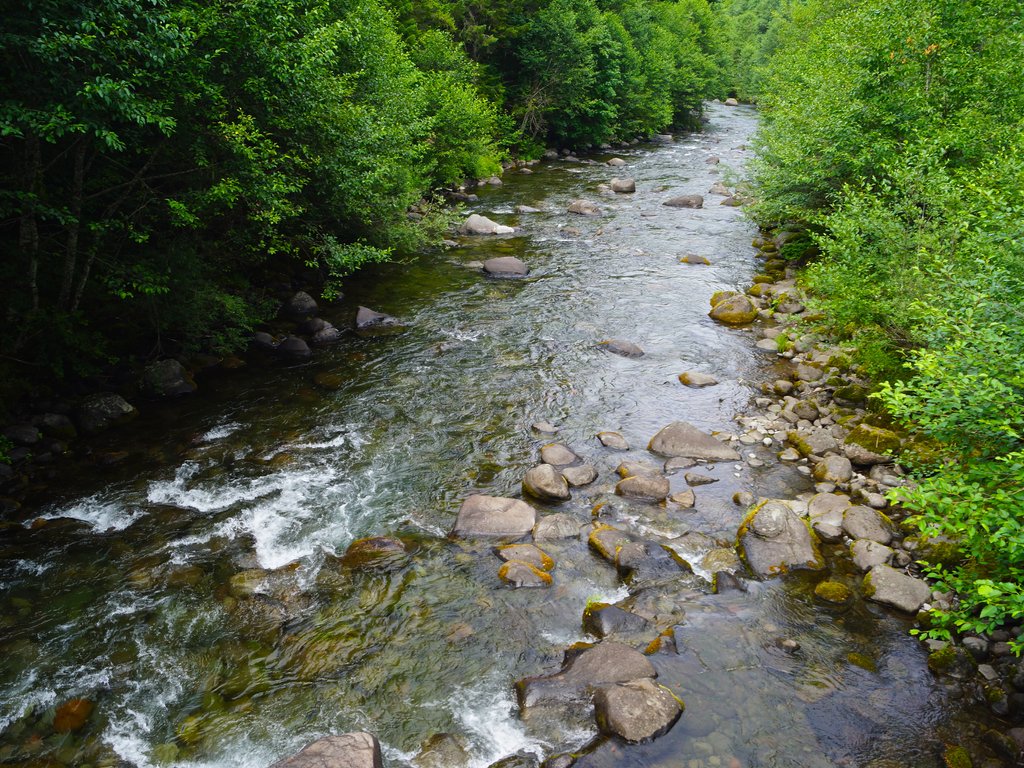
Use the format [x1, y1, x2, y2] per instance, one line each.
[594, 678, 683, 743]
[497, 543, 554, 571]
[598, 339, 644, 358]
[864, 564, 931, 613]
[355, 306, 400, 330]
[850, 539, 894, 571]
[516, 641, 656, 709]
[842, 505, 893, 545]
[663, 195, 703, 209]
[498, 560, 553, 588]
[738, 500, 824, 579]
[523, 464, 571, 502]
[540, 443, 579, 467]
[483, 257, 529, 277]
[597, 431, 630, 450]
[561, 464, 598, 487]
[568, 199, 601, 216]
[583, 604, 650, 638]
[615, 474, 670, 501]
[807, 493, 851, 527]
[678, 371, 718, 388]
[270, 734, 383, 768]
[648, 421, 740, 461]
[452, 495, 536, 539]
[534, 513, 582, 540]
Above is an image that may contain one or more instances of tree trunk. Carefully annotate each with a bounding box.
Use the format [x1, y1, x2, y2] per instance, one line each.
[59, 139, 87, 310]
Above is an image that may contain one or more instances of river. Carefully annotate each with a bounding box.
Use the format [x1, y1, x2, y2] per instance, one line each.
[0, 103, 1002, 768]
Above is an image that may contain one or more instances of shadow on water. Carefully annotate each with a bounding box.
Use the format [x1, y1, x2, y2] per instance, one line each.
[0, 104, 1006, 768]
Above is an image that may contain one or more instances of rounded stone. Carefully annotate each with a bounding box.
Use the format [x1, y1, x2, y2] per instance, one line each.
[523, 464, 571, 502]
[594, 678, 683, 743]
[498, 561, 553, 588]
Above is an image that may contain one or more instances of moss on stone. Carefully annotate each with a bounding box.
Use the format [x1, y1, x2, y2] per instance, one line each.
[846, 652, 877, 672]
[942, 745, 972, 768]
[927, 645, 957, 673]
[845, 423, 901, 455]
[814, 580, 852, 604]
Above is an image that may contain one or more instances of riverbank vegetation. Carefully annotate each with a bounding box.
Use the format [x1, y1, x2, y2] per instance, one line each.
[734, 0, 1024, 646]
[0, 0, 725, 408]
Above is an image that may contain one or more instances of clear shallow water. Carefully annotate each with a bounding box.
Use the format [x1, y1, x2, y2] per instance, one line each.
[0, 104, 1005, 767]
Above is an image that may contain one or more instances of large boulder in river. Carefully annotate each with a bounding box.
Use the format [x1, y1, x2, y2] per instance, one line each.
[281, 291, 318, 320]
[709, 294, 757, 325]
[863, 564, 931, 613]
[523, 464, 571, 502]
[76, 393, 138, 434]
[737, 500, 824, 579]
[516, 641, 655, 709]
[648, 421, 740, 461]
[452, 495, 536, 539]
[460, 214, 514, 235]
[142, 359, 196, 396]
[594, 678, 682, 743]
[663, 195, 703, 209]
[610, 178, 636, 193]
[270, 733, 383, 768]
[483, 257, 529, 277]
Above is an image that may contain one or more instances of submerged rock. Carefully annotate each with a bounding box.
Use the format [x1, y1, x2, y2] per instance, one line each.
[561, 464, 598, 487]
[497, 543, 554, 571]
[598, 339, 644, 358]
[270, 733, 383, 768]
[594, 678, 683, 743]
[648, 421, 740, 461]
[678, 371, 718, 388]
[534, 513, 581, 540]
[413, 733, 470, 768]
[737, 500, 824, 579]
[663, 195, 703, 208]
[53, 698, 94, 733]
[568, 200, 601, 215]
[863, 564, 931, 613]
[498, 560, 553, 588]
[452, 495, 536, 539]
[340, 536, 407, 570]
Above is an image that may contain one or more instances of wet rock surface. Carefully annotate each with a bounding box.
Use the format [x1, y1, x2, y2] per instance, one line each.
[270, 733, 383, 768]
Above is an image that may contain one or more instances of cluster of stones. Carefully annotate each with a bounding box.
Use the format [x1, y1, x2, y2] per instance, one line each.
[722, 229, 1024, 758]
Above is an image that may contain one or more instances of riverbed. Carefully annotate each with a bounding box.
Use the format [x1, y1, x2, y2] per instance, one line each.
[0, 103, 1002, 768]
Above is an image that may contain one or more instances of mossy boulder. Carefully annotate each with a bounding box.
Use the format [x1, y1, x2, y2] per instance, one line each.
[942, 745, 973, 768]
[498, 560, 553, 588]
[709, 294, 758, 325]
[907, 534, 965, 570]
[814, 580, 852, 604]
[737, 500, 825, 579]
[710, 290, 739, 308]
[845, 424, 901, 456]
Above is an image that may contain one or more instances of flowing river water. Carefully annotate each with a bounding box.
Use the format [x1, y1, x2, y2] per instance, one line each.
[0, 104, 1004, 768]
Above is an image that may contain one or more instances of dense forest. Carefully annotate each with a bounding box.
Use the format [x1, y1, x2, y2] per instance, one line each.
[2, 0, 1023, 650]
[0, 0, 725, 402]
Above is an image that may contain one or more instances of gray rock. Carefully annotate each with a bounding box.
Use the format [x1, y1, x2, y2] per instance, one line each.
[534, 513, 581, 540]
[516, 641, 656, 709]
[413, 734, 470, 768]
[496, 543, 554, 571]
[540, 443, 578, 466]
[850, 539, 894, 571]
[251, 331, 276, 350]
[532, 421, 559, 434]
[3, 424, 41, 446]
[583, 604, 649, 638]
[738, 500, 824, 579]
[355, 306, 400, 329]
[788, 428, 839, 457]
[648, 421, 740, 461]
[498, 560, 552, 588]
[813, 454, 853, 484]
[663, 195, 703, 209]
[589, 525, 632, 563]
[678, 371, 718, 388]
[483, 257, 529, 277]
[616, 474, 670, 501]
[844, 442, 892, 466]
[452, 495, 536, 538]
[523, 464, 571, 502]
[312, 325, 343, 344]
[277, 336, 313, 361]
[842, 506, 893, 545]
[460, 214, 514, 235]
[281, 291, 318, 320]
[664, 456, 697, 473]
[568, 200, 601, 215]
[598, 339, 644, 358]
[610, 178, 636, 193]
[76, 393, 138, 434]
[141, 359, 196, 396]
[597, 431, 630, 450]
[962, 636, 990, 660]
[807, 493, 851, 527]
[812, 522, 844, 543]
[561, 464, 598, 487]
[708, 182, 730, 195]
[33, 413, 76, 439]
[684, 472, 717, 487]
[515, 205, 541, 214]
[593, 678, 682, 743]
[607, 158, 627, 167]
[864, 564, 931, 613]
[270, 734, 382, 768]
[724, 98, 739, 106]
[670, 489, 695, 507]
